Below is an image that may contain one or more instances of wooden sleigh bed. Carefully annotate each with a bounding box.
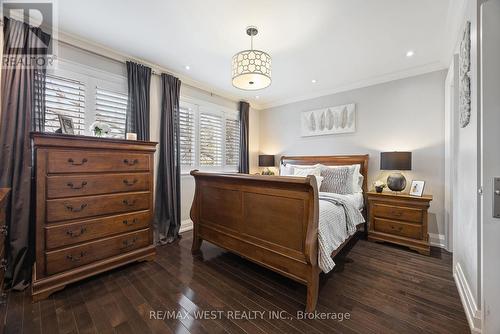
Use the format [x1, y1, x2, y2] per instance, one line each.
[189, 155, 369, 312]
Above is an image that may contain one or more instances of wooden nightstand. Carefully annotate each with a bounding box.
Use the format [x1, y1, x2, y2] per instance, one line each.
[367, 191, 433, 255]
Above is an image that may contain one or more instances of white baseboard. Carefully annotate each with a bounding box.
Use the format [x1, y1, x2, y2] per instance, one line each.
[428, 233, 447, 249]
[180, 219, 193, 233]
[454, 262, 481, 333]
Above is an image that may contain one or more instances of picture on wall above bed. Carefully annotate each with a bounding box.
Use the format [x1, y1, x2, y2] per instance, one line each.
[301, 103, 356, 137]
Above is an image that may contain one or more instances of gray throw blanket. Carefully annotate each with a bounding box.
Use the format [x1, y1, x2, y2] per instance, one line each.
[318, 192, 365, 273]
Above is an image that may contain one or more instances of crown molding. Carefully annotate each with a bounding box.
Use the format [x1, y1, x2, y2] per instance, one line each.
[258, 61, 447, 110]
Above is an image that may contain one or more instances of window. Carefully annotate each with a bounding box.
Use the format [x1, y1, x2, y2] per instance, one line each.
[179, 104, 196, 166]
[199, 112, 223, 166]
[44, 74, 86, 134]
[45, 62, 128, 137]
[179, 99, 240, 172]
[95, 87, 128, 138]
[225, 117, 240, 166]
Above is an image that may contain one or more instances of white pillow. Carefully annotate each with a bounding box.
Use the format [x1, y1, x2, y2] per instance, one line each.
[280, 163, 320, 176]
[293, 167, 323, 190]
[320, 164, 363, 193]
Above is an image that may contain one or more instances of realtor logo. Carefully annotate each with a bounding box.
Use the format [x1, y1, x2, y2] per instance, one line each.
[2, 0, 58, 68]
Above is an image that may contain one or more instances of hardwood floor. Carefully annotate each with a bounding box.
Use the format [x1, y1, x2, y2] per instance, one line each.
[1, 231, 469, 334]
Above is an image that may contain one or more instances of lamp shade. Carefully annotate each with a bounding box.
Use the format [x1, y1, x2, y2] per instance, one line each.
[258, 155, 275, 167]
[380, 152, 412, 171]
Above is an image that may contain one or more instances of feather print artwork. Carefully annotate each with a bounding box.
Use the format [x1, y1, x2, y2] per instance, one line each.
[319, 111, 326, 131]
[347, 107, 355, 128]
[308, 113, 316, 131]
[326, 109, 334, 130]
[340, 107, 347, 129]
[301, 103, 356, 136]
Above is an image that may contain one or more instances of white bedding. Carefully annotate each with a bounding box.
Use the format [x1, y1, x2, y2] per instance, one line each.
[318, 192, 365, 273]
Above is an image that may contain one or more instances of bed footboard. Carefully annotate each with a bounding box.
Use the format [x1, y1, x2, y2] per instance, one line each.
[190, 171, 320, 312]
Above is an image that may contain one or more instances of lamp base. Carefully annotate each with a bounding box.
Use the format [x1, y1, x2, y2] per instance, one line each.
[387, 172, 406, 192]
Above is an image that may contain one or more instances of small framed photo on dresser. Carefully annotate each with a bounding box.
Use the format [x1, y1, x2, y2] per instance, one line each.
[58, 115, 75, 135]
[409, 180, 425, 197]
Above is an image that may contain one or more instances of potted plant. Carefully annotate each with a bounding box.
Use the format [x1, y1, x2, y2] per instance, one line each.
[374, 180, 386, 193]
[90, 121, 111, 137]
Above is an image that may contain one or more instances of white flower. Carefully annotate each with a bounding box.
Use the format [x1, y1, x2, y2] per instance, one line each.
[374, 180, 386, 187]
[90, 121, 111, 136]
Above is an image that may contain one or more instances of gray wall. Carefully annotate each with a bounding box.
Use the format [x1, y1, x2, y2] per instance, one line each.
[259, 70, 446, 237]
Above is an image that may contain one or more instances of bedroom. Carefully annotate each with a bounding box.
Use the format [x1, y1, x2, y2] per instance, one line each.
[0, 0, 499, 333]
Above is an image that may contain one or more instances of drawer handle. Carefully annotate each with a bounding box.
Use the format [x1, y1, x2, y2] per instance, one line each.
[122, 199, 136, 207]
[121, 237, 138, 249]
[123, 218, 139, 226]
[123, 159, 139, 166]
[66, 226, 87, 238]
[123, 179, 138, 186]
[390, 225, 404, 232]
[67, 181, 88, 189]
[391, 210, 403, 217]
[64, 203, 88, 212]
[68, 158, 88, 166]
[66, 251, 87, 262]
[0, 226, 7, 236]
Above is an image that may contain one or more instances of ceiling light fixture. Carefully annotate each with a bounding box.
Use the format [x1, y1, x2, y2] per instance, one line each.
[311, 79, 317, 83]
[406, 50, 415, 57]
[185, 65, 190, 70]
[255, 95, 260, 99]
[232, 26, 272, 90]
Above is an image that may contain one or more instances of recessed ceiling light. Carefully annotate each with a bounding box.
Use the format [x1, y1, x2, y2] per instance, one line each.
[255, 95, 260, 99]
[406, 50, 415, 57]
[311, 79, 317, 83]
[185, 65, 190, 70]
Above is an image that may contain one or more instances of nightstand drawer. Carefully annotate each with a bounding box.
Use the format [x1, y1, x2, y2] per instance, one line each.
[372, 203, 423, 223]
[373, 218, 422, 239]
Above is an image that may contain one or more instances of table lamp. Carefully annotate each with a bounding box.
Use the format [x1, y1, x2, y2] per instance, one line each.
[380, 151, 412, 192]
[259, 155, 275, 175]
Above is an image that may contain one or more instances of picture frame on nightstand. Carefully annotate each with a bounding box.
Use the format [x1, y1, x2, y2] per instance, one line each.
[409, 180, 425, 197]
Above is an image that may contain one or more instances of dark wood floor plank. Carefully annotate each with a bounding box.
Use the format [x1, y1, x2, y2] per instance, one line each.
[4, 232, 469, 334]
[4, 287, 24, 334]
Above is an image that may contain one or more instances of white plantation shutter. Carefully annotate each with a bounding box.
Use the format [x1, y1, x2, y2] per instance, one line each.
[179, 105, 196, 166]
[225, 117, 240, 166]
[199, 112, 223, 166]
[45, 74, 85, 134]
[95, 88, 128, 138]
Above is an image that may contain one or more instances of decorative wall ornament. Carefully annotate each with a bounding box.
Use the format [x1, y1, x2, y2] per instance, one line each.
[300, 103, 356, 137]
[459, 21, 471, 128]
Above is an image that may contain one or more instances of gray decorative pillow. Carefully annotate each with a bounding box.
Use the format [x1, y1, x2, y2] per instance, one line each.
[320, 166, 353, 194]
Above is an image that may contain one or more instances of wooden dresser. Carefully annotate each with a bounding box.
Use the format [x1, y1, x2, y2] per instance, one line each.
[32, 133, 157, 301]
[0, 189, 9, 302]
[367, 191, 432, 255]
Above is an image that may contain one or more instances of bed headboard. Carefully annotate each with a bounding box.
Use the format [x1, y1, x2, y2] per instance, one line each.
[280, 154, 370, 196]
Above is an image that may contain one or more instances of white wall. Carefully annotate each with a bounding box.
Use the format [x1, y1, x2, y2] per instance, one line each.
[259, 71, 446, 239]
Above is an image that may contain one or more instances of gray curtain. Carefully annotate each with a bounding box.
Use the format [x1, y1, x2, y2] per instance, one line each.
[126, 61, 151, 140]
[238, 101, 250, 173]
[154, 73, 181, 244]
[0, 17, 50, 290]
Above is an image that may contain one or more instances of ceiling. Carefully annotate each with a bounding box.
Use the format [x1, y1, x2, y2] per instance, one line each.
[57, 0, 455, 109]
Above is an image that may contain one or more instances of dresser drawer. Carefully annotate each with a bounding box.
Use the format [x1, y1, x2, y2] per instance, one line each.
[47, 173, 150, 199]
[46, 192, 150, 222]
[45, 228, 150, 275]
[45, 210, 151, 249]
[373, 218, 422, 239]
[47, 150, 150, 174]
[372, 203, 423, 223]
